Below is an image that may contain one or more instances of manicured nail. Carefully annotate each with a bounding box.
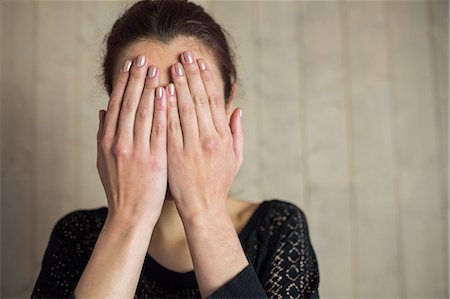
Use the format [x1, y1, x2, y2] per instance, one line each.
[122, 60, 132, 72]
[156, 87, 164, 99]
[183, 51, 194, 64]
[239, 109, 243, 118]
[136, 55, 146, 67]
[198, 59, 207, 71]
[167, 83, 175, 96]
[175, 63, 184, 76]
[149, 65, 157, 78]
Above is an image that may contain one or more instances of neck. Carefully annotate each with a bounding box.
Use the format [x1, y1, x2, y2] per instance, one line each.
[152, 192, 186, 242]
[152, 192, 235, 243]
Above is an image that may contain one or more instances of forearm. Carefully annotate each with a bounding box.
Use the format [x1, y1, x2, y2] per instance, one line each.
[74, 214, 154, 298]
[181, 203, 249, 298]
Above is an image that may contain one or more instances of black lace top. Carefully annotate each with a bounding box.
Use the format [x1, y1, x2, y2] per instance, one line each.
[31, 199, 320, 298]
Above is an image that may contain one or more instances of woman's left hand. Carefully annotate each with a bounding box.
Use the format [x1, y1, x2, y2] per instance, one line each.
[165, 50, 243, 219]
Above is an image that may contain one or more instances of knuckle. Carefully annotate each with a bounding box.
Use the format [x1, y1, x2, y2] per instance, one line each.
[113, 143, 131, 158]
[136, 106, 151, 120]
[107, 98, 121, 112]
[143, 77, 157, 91]
[154, 99, 166, 112]
[201, 70, 214, 82]
[201, 136, 218, 153]
[152, 121, 166, 135]
[176, 78, 188, 87]
[129, 69, 145, 81]
[186, 66, 200, 76]
[169, 120, 180, 132]
[211, 94, 223, 108]
[122, 99, 136, 112]
[115, 74, 129, 87]
[181, 104, 195, 117]
[100, 138, 113, 152]
[193, 94, 208, 106]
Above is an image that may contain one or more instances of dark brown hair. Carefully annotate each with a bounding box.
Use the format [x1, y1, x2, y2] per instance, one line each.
[101, 0, 237, 102]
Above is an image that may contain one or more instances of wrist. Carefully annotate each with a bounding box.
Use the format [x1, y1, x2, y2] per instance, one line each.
[105, 210, 157, 236]
[179, 201, 230, 231]
[176, 197, 228, 223]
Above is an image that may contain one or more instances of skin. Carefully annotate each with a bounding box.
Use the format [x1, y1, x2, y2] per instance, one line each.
[75, 36, 256, 298]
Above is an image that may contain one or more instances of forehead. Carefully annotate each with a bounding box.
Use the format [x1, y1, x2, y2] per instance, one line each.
[113, 36, 223, 90]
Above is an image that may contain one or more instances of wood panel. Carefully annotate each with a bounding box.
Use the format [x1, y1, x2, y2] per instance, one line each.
[386, 1, 446, 297]
[428, 2, 449, 291]
[1, 2, 34, 297]
[299, 1, 354, 297]
[344, 1, 402, 297]
[31, 0, 80, 280]
[255, 2, 305, 207]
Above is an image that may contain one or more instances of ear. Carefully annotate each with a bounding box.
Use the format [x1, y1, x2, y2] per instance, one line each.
[225, 83, 237, 123]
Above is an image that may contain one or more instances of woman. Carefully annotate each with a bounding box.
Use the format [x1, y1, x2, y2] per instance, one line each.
[31, 0, 320, 298]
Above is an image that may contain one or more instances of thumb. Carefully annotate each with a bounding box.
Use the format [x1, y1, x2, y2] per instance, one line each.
[229, 107, 244, 167]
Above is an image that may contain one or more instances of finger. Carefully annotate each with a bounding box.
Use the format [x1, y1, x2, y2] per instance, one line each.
[197, 58, 231, 136]
[97, 109, 106, 142]
[103, 59, 131, 141]
[166, 83, 184, 150]
[181, 51, 215, 137]
[134, 65, 159, 148]
[150, 86, 168, 154]
[97, 110, 106, 165]
[230, 108, 244, 167]
[171, 62, 199, 145]
[117, 54, 148, 143]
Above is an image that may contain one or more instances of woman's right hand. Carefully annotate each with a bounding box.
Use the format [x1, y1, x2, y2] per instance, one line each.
[96, 54, 167, 227]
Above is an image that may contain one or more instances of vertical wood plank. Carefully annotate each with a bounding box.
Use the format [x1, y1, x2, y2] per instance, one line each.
[429, 0, 449, 186]
[1, 2, 34, 296]
[345, 1, 402, 297]
[300, 1, 353, 296]
[386, 1, 446, 297]
[255, 2, 305, 207]
[428, 2, 449, 293]
[207, 1, 260, 202]
[31, 0, 80, 281]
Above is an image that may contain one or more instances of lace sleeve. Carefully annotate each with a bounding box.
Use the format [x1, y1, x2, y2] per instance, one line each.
[31, 211, 85, 298]
[260, 204, 320, 299]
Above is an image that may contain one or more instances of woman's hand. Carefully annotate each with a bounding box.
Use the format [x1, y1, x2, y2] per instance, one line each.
[165, 50, 243, 219]
[97, 54, 168, 226]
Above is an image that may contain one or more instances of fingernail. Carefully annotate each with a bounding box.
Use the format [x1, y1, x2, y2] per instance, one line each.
[198, 59, 207, 71]
[183, 51, 194, 64]
[240, 109, 243, 118]
[149, 65, 157, 78]
[167, 83, 175, 96]
[175, 63, 184, 76]
[156, 87, 164, 99]
[136, 55, 146, 67]
[122, 60, 132, 72]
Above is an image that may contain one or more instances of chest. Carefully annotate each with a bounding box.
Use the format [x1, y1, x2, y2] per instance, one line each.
[148, 240, 194, 273]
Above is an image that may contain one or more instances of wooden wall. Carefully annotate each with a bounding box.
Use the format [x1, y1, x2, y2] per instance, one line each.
[1, 1, 448, 298]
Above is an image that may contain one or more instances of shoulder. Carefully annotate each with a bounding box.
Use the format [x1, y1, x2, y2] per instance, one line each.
[50, 206, 108, 245]
[259, 199, 309, 236]
[54, 206, 108, 230]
